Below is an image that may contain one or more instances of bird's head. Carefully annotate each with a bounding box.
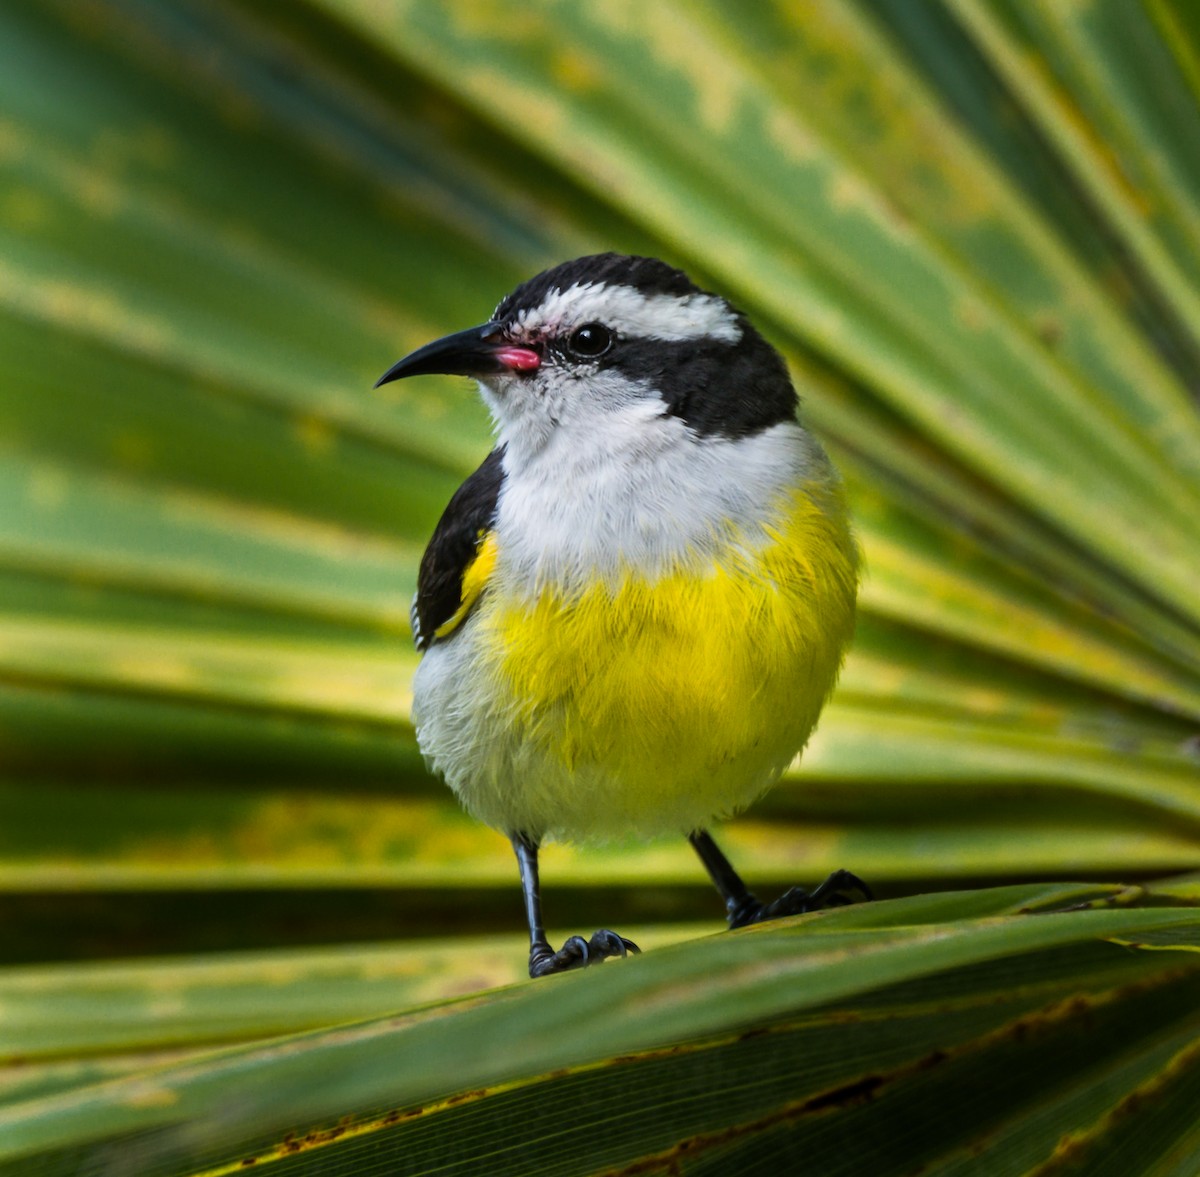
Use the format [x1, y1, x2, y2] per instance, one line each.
[375, 253, 797, 461]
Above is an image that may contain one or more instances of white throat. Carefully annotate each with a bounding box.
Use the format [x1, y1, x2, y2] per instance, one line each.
[493, 411, 828, 590]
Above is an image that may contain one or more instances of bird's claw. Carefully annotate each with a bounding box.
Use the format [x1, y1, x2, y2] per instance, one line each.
[528, 929, 641, 977]
[729, 869, 873, 929]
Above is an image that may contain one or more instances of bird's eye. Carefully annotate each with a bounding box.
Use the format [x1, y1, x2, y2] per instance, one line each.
[566, 322, 613, 358]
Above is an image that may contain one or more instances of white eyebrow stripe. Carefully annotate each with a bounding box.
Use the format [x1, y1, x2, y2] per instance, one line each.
[511, 283, 742, 343]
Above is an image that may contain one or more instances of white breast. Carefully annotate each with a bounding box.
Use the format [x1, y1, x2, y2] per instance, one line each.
[493, 408, 833, 592]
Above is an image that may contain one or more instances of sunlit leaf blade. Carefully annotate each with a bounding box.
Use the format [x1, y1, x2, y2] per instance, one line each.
[1, 937, 526, 1061]
[2, 887, 1200, 1174]
[949, 0, 1200, 346]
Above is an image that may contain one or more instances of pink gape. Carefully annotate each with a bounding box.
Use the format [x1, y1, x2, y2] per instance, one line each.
[494, 346, 541, 372]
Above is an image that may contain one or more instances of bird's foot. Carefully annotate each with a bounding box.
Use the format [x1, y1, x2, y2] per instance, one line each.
[728, 870, 873, 930]
[528, 929, 641, 978]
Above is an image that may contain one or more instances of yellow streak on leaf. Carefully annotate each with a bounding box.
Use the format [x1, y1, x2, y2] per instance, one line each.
[293, 415, 336, 455]
[591, 0, 745, 137]
[120, 1084, 178, 1109]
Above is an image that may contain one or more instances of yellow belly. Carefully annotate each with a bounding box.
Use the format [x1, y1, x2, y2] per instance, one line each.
[461, 483, 859, 841]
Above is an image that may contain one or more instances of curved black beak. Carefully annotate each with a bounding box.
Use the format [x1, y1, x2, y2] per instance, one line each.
[374, 323, 519, 388]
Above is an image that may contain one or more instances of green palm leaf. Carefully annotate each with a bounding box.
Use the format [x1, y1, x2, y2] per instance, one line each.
[5, 886, 1200, 1173]
[3, 0, 1200, 1170]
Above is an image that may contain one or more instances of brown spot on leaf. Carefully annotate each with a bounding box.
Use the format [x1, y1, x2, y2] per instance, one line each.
[1035, 315, 1064, 348]
[799, 1074, 884, 1113]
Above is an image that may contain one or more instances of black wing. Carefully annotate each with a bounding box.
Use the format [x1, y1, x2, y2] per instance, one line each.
[412, 446, 506, 650]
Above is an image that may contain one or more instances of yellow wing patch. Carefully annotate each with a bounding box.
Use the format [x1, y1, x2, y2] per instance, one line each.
[433, 531, 500, 641]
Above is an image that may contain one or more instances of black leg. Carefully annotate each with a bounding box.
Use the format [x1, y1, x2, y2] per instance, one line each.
[688, 830, 872, 929]
[688, 829, 764, 927]
[511, 834, 640, 978]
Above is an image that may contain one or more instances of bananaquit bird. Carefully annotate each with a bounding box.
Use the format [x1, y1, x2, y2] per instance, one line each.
[376, 254, 869, 978]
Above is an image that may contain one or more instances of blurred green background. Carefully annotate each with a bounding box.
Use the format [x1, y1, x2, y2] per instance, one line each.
[4, 1, 1200, 1171]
